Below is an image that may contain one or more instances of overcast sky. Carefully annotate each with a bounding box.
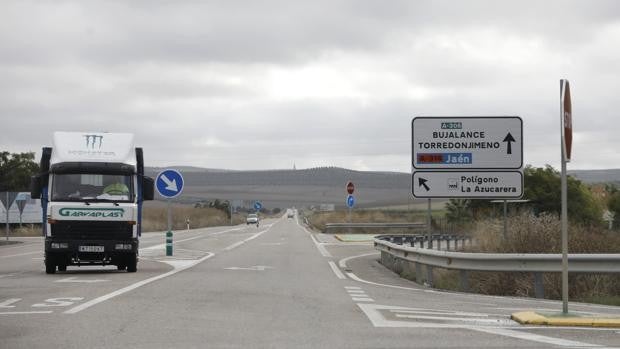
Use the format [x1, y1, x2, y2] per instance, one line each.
[1, 0, 619, 172]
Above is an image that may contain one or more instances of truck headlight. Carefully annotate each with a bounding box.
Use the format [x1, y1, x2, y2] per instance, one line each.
[115, 244, 132, 250]
[51, 243, 68, 249]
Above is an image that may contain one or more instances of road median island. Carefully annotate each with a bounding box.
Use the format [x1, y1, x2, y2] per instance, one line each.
[511, 311, 620, 328]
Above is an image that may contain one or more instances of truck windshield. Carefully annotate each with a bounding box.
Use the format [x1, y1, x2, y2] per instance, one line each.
[51, 173, 134, 202]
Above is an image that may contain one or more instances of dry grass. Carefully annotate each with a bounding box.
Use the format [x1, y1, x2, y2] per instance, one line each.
[433, 212, 620, 303]
[142, 205, 243, 232]
[306, 209, 430, 234]
[3, 225, 41, 237]
[1, 205, 242, 237]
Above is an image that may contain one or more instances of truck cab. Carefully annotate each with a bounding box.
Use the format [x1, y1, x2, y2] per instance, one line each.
[31, 132, 154, 274]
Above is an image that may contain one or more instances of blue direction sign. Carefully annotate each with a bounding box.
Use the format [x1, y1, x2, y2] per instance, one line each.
[156, 169, 184, 198]
[254, 201, 262, 211]
[346, 195, 355, 208]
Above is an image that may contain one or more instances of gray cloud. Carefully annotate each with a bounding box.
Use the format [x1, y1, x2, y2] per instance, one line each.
[1, 0, 620, 172]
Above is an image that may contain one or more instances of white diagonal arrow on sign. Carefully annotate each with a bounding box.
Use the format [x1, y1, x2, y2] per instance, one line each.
[160, 175, 178, 192]
[55, 277, 108, 283]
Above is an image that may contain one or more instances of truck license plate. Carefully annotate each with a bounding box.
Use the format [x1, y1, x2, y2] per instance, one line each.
[79, 245, 104, 252]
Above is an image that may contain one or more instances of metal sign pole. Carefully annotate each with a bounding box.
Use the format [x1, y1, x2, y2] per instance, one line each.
[166, 199, 173, 256]
[427, 198, 432, 249]
[561, 146, 569, 314]
[348, 205, 352, 235]
[5, 192, 9, 241]
[560, 79, 572, 315]
[503, 200, 508, 241]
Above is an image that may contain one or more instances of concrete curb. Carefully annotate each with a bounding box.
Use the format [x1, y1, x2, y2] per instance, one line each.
[334, 234, 376, 242]
[511, 311, 620, 328]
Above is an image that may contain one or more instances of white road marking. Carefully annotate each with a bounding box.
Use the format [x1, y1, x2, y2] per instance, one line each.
[142, 227, 242, 251]
[224, 266, 273, 271]
[0, 274, 14, 279]
[346, 272, 423, 292]
[328, 261, 346, 279]
[347, 290, 366, 294]
[32, 297, 84, 307]
[345, 286, 361, 290]
[394, 314, 513, 325]
[0, 251, 40, 259]
[65, 252, 215, 314]
[56, 277, 108, 283]
[0, 298, 21, 308]
[359, 303, 613, 347]
[352, 297, 375, 302]
[297, 221, 332, 258]
[338, 252, 379, 269]
[309, 233, 331, 257]
[223, 229, 269, 251]
[390, 309, 494, 317]
[470, 327, 604, 348]
[223, 240, 245, 251]
[359, 303, 519, 329]
[0, 311, 53, 315]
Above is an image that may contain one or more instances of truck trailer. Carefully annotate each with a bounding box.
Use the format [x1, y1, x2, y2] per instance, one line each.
[31, 132, 154, 274]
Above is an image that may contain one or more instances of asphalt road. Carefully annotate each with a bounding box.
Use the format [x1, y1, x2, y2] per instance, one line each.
[1, 215, 619, 348]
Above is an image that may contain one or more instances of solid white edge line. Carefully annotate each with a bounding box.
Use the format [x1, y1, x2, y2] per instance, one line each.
[328, 261, 346, 280]
[297, 220, 332, 258]
[309, 231, 331, 258]
[64, 252, 215, 314]
[0, 311, 53, 315]
[339, 252, 379, 269]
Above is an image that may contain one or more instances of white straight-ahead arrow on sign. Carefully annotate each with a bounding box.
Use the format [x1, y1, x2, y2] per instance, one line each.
[160, 175, 178, 192]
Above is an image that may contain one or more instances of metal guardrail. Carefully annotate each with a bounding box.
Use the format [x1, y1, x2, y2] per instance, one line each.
[375, 235, 620, 298]
[324, 222, 426, 233]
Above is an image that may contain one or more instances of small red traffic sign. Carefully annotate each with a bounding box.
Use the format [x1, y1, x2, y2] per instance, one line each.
[561, 79, 572, 162]
[346, 181, 354, 195]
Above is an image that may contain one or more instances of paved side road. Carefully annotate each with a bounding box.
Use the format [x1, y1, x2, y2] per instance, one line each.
[1, 217, 619, 348]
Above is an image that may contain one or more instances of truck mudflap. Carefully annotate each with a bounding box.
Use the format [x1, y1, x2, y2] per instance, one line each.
[44, 238, 139, 274]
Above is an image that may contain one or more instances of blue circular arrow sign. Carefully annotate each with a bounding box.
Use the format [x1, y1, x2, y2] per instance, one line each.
[346, 195, 355, 208]
[254, 201, 262, 211]
[156, 169, 184, 198]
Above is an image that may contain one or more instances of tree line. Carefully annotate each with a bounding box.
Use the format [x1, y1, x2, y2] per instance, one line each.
[446, 165, 620, 228]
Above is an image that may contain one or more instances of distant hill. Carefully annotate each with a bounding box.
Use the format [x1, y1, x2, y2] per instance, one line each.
[568, 169, 620, 184]
[145, 166, 415, 209]
[144, 166, 620, 209]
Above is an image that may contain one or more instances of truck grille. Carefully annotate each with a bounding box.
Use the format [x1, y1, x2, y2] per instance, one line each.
[51, 221, 133, 240]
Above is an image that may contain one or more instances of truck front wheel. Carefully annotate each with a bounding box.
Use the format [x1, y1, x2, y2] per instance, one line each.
[45, 259, 56, 274]
[126, 254, 137, 273]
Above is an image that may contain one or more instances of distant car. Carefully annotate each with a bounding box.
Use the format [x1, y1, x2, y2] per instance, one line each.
[287, 211, 294, 218]
[246, 213, 259, 225]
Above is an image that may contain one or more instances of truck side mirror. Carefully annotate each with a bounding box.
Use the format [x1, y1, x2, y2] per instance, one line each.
[30, 175, 42, 199]
[142, 176, 154, 201]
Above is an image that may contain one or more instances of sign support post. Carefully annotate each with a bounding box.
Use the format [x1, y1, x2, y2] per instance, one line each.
[560, 79, 572, 315]
[346, 182, 355, 234]
[156, 169, 184, 257]
[427, 198, 432, 249]
[5, 192, 8, 241]
[166, 200, 173, 256]
[503, 200, 508, 241]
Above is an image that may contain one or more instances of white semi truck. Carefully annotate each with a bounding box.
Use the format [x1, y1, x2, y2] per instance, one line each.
[30, 132, 154, 274]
